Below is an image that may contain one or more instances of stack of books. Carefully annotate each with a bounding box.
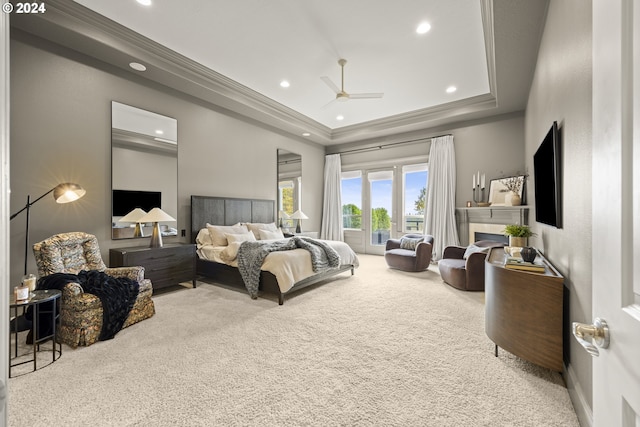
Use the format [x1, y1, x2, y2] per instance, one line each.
[504, 257, 546, 273]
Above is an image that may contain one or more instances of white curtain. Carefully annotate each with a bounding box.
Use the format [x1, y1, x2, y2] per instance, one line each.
[424, 135, 459, 260]
[320, 154, 344, 241]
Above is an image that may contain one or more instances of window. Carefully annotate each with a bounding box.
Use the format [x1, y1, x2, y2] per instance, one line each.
[368, 170, 393, 245]
[402, 164, 428, 232]
[341, 171, 362, 229]
[278, 179, 298, 229]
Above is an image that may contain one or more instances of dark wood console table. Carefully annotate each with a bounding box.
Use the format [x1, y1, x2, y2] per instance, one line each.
[484, 247, 564, 371]
[109, 243, 196, 291]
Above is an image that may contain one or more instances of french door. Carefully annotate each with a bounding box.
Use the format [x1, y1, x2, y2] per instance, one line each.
[364, 170, 394, 254]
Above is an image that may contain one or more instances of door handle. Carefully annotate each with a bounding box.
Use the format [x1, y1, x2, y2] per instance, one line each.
[572, 317, 609, 357]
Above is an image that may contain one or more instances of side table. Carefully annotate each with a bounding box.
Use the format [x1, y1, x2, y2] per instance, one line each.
[9, 289, 62, 378]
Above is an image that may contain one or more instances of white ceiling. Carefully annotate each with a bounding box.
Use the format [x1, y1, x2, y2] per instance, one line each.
[11, 0, 548, 145]
[74, 0, 491, 130]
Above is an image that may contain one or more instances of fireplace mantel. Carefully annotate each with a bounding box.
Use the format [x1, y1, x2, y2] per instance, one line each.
[456, 206, 529, 246]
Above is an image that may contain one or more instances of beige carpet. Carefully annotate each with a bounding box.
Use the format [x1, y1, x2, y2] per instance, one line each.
[8, 254, 579, 426]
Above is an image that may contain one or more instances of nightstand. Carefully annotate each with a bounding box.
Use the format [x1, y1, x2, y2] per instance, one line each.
[109, 243, 196, 291]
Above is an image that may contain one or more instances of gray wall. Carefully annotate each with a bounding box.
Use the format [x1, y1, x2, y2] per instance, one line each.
[333, 112, 526, 208]
[9, 33, 325, 286]
[525, 0, 592, 423]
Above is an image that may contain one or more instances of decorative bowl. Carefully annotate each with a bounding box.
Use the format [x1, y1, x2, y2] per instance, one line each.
[477, 202, 492, 207]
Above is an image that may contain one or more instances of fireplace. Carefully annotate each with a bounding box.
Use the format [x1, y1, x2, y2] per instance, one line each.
[456, 207, 529, 246]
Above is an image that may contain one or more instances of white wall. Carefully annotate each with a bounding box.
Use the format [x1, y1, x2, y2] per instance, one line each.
[525, 0, 593, 423]
[9, 33, 325, 286]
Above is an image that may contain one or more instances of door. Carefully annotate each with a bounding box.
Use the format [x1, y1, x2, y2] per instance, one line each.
[584, 0, 640, 423]
[365, 170, 394, 254]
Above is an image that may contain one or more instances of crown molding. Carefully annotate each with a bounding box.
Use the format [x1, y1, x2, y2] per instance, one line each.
[11, 0, 501, 146]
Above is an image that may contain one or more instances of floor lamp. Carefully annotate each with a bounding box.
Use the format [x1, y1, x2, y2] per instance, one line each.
[9, 182, 86, 275]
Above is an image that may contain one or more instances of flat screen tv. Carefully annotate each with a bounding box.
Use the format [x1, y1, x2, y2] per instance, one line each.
[533, 121, 562, 228]
[112, 189, 161, 216]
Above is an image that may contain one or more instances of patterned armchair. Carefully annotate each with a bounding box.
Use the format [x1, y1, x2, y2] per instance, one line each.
[32, 232, 155, 347]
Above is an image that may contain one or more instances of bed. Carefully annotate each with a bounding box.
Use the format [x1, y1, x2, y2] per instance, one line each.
[191, 195, 358, 304]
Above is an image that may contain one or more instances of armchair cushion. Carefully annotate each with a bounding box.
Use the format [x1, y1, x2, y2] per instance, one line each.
[463, 244, 491, 259]
[400, 236, 424, 250]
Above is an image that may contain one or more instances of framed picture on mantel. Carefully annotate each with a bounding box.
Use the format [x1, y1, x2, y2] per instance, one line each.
[488, 175, 525, 206]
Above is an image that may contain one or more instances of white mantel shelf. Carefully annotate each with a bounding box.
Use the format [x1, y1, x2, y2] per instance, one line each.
[456, 206, 529, 246]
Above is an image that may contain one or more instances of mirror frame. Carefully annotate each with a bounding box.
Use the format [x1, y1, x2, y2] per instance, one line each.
[111, 101, 178, 240]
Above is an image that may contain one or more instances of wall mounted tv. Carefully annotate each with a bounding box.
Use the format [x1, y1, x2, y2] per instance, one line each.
[533, 121, 562, 228]
[112, 189, 161, 217]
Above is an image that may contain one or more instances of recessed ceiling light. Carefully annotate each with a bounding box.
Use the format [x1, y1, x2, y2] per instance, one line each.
[155, 130, 164, 135]
[136, 0, 152, 6]
[416, 22, 431, 34]
[302, 132, 311, 137]
[129, 62, 147, 72]
[280, 80, 290, 88]
[336, 115, 344, 121]
[446, 86, 457, 94]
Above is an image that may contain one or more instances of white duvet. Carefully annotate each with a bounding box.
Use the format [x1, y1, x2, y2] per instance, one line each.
[197, 238, 359, 293]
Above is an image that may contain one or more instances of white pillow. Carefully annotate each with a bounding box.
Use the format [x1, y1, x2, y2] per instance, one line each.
[245, 222, 278, 239]
[206, 223, 249, 246]
[195, 228, 213, 246]
[463, 244, 490, 259]
[258, 229, 285, 240]
[225, 231, 256, 244]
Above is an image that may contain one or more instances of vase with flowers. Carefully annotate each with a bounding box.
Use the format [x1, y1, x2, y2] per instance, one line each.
[502, 176, 524, 206]
[503, 224, 535, 248]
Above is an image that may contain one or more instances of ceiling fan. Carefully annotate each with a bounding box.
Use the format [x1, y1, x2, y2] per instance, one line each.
[321, 59, 384, 105]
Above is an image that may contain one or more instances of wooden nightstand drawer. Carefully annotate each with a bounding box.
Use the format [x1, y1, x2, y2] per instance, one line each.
[109, 243, 196, 291]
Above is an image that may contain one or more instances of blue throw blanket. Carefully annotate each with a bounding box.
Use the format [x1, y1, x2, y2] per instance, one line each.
[237, 236, 340, 298]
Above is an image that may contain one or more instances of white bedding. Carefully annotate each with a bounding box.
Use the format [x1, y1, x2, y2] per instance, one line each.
[197, 237, 359, 293]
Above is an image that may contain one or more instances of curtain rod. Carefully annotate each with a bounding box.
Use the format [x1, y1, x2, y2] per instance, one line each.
[334, 133, 452, 156]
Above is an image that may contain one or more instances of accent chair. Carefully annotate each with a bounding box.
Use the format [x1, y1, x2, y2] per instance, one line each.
[384, 233, 435, 272]
[438, 240, 507, 291]
[32, 232, 155, 347]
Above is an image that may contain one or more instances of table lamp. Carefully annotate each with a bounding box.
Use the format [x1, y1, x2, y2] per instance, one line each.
[138, 207, 176, 248]
[118, 208, 147, 237]
[278, 210, 290, 228]
[291, 210, 308, 234]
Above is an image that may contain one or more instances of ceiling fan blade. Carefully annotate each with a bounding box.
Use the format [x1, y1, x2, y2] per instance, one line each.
[321, 76, 341, 94]
[349, 93, 384, 99]
[321, 98, 338, 109]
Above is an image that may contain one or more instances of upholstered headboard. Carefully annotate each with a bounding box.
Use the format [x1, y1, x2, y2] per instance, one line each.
[190, 195, 275, 243]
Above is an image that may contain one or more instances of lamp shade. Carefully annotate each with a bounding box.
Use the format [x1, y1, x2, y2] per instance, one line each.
[278, 210, 290, 219]
[118, 208, 147, 223]
[138, 208, 175, 248]
[53, 183, 86, 203]
[290, 210, 308, 220]
[138, 207, 176, 223]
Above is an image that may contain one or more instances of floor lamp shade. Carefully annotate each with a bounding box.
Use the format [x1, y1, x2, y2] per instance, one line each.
[138, 207, 176, 248]
[9, 182, 86, 275]
[53, 183, 86, 203]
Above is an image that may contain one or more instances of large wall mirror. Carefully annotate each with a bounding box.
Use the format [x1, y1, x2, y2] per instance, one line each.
[277, 149, 301, 230]
[111, 101, 178, 240]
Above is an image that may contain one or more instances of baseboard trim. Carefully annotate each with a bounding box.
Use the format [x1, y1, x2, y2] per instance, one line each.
[565, 363, 593, 427]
